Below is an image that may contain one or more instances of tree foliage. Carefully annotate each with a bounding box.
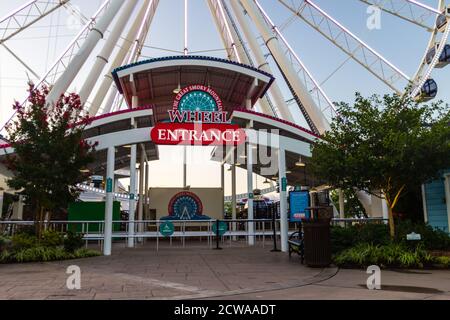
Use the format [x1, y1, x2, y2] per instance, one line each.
[311, 93, 450, 237]
[3, 84, 97, 236]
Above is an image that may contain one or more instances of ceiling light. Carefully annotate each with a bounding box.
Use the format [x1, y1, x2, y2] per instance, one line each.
[173, 84, 181, 94]
[263, 178, 270, 184]
[79, 168, 90, 173]
[295, 156, 306, 167]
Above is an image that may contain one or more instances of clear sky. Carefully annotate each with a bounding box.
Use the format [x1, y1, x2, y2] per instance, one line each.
[0, 0, 448, 195]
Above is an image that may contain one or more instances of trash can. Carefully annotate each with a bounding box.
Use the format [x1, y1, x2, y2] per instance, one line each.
[303, 218, 332, 267]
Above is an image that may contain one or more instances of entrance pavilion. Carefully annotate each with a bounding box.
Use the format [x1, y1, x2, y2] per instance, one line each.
[1, 56, 321, 255]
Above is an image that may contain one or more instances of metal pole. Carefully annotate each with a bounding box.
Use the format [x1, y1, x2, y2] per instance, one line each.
[271, 203, 280, 252]
[46, 0, 125, 107]
[214, 219, 222, 250]
[79, 0, 138, 104]
[103, 146, 115, 256]
[278, 148, 288, 252]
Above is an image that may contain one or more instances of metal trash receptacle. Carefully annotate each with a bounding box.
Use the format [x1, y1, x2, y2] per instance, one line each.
[303, 219, 332, 267]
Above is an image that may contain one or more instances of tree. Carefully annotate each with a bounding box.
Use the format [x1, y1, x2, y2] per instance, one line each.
[311, 93, 450, 238]
[3, 84, 97, 238]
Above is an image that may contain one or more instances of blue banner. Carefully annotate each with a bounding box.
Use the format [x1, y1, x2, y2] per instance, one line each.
[289, 191, 310, 222]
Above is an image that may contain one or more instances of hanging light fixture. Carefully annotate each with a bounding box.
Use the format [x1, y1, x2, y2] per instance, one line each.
[295, 156, 306, 167]
[173, 71, 181, 94]
[263, 178, 270, 184]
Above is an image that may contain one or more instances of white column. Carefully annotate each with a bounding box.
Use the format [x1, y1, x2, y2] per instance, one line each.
[221, 163, 225, 218]
[247, 141, 255, 246]
[240, 0, 329, 134]
[444, 174, 450, 233]
[138, 150, 145, 240]
[46, 0, 124, 106]
[278, 148, 288, 252]
[229, 0, 294, 122]
[104, 146, 115, 256]
[128, 143, 137, 248]
[144, 161, 149, 220]
[79, 0, 138, 104]
[231, 164, 237, 240]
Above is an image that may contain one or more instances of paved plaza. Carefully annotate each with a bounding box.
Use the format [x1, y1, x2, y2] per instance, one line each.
[0, 242, 449, 300]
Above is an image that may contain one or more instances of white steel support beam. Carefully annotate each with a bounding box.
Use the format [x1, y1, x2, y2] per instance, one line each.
[278, 0, 410, 94]
[90, 0, 156, 116]
[1, 1, 114, 132]
[278, 147, 288, 252]
[220, 0, 276, 117]
[46, 0, 124, 107]
[79, 0, 139, 104]
[103, 146, 115, 256]
[359, 0, 440, 30]
[0, 0, 70, 44]
[206, 0, 241, 62]
[229, 0, 294, 122]
[241, 0, 330, 134]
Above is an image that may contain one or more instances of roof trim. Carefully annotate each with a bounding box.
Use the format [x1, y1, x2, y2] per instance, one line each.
[232, 108, 322, 141]
[112, 55, 275, 97]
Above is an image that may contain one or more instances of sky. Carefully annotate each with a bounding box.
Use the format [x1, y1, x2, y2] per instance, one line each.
[0, 0, 449, 195]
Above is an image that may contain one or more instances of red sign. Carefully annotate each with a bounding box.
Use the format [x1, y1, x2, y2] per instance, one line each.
[151, 122, 246, 146]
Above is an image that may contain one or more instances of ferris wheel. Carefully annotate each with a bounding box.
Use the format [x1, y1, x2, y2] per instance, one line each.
[0, 0, 449, 136]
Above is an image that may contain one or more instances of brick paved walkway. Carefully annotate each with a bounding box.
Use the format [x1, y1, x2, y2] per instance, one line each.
[0, 243, 449, 300]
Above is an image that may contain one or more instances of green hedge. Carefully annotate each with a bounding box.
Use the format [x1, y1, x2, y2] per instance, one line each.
[1, 247, 100, 263]
[0, 231, 100, 264]
[331, 221, 450, 254]
[334, 243, 449, 269]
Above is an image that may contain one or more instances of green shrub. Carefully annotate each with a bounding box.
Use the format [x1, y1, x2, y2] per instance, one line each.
[355, 223, 390, 246]
[63, 231, 84, 253]
[0, 236, 11, 251]
[334, 243, 442, 269]
[331, 223, 390, 254]
[11, 233, 37, 250]
[41, 230, 63, 248]
[2, 246, 100, 263]
[433, 256, 450, 268]
[396, 220, 450, 251]
[73, 248, 101, 259]
[330, 226, 358, 254]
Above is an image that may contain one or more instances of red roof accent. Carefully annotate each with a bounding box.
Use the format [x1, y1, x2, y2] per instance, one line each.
[232, 108, 322, 139]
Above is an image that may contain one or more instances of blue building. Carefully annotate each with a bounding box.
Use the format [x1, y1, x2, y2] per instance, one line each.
[422, 170, 450, 233]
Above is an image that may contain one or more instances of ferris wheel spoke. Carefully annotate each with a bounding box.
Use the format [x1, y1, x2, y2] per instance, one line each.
[254, 0, 338, 126]
[358, 0, 441, 30]
[278, 0, 411, 94]
[0, 0, 114, 133]
[0, 0, 70, 44]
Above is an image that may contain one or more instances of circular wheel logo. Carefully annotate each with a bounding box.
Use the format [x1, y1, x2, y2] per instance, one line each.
[168, 191, 204, 220]
[173, 85, 223, 112]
